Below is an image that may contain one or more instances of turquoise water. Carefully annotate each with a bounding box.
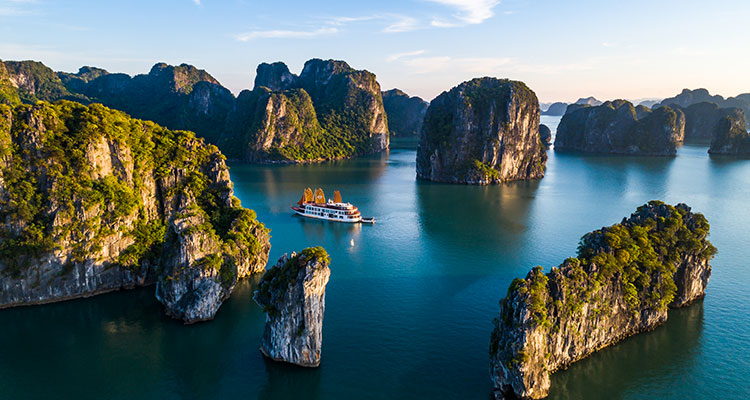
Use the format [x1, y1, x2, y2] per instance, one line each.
[1, 116, 749, 399]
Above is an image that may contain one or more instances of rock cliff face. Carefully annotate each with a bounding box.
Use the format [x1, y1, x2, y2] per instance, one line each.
[0, 101, 270, 323]
[254, 247, 331, 367]
[539, 124, 551, 148]
[254, 62, 296, 92]
[541, 102, 567, 116]
[2, 58, 390, 164]
[708, 109, 750, 156]
[382, 88, 429, 137]
[3, 60, 86, 104]
[554, 100, 685, 155]
[681, 102, 744, 144]
[658, 88, 724, 109]
[79, 63, 236, 145]
[657, 88, 750, 125]
[57, 66, 109, 93]
[297, 59, 389, 153]
[490, 201, 715, 399]
[222, 87, 322, 162]
[222, 59, 389, 162]
[416, 77, 547, 184]
[2, 60, 235, 145]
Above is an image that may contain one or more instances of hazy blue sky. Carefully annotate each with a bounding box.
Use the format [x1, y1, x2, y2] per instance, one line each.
[2, 0, 749, 102]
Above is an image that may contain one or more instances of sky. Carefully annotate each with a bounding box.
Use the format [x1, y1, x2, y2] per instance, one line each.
[1, 0, 750, 103]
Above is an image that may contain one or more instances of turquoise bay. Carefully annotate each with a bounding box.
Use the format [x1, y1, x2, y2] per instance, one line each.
[0, 117, 748, 399]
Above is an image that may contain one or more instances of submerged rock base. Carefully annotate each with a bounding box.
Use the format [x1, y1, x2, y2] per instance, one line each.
[254, 247, 331, 367]
[490, 201, 715, 399]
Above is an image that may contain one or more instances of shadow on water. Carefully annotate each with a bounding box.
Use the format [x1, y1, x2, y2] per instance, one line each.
[257, 357, 323, 400]
[0, 278, 270, 400]
[416, 179, 541, 261]
[230, 151, 390, 202]
[547, 302, 705, 400]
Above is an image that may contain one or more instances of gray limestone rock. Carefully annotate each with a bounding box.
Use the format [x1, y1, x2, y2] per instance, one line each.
[254, 248, 331, 367]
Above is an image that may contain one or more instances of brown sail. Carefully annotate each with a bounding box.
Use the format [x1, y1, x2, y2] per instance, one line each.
[304, 187, 314, 203]
[315, 188, 326, 204]
[333, 190, 342, 203]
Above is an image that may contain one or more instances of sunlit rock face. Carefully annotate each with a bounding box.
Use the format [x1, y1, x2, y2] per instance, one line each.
[417, 77, 547, 184]
[254, 248, 331, 367]
[490, 201, 714, 399]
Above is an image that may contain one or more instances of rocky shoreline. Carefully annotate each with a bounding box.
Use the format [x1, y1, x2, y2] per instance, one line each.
[490, 201, 715, 399]
[0, 101, 271, 322]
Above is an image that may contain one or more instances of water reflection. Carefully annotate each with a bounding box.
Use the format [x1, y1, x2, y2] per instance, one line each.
[258, 357, 323, 400]
[416, 180, 541, 252]
[1, 145, 749, 399]
[294, 216, 365, 252]
[549, 302, 705, 399]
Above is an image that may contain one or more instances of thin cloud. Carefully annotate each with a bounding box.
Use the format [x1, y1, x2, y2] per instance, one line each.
[382, 15, 420, 33]
[321, 14, 421, 33]
[426, 0, 501, 25]
[387, 50, 427, 62]
[430, 19, 460, 28]
[192, 0, 200, 5]
[327, 15, 377, 25]
[234, 27, 338, 41]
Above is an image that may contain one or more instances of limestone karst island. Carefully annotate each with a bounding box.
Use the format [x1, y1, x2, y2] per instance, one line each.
[0, 1, 748, 399]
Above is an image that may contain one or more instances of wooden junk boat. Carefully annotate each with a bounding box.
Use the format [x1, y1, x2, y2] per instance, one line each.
[291, 188, 375, 224]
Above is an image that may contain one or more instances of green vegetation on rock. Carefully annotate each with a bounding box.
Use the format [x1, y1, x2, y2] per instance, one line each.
[490, 201, 716, 399]
[417, 77, 546, 184]
[502, 201, 715, 327]
[223, 59, 389, 163]
[0, 100, 268, 280]
[1, 58, 389, 164]
[255, 246, 330, 315]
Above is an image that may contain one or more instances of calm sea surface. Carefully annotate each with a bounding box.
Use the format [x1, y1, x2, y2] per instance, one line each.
[0, 116, 748, 399]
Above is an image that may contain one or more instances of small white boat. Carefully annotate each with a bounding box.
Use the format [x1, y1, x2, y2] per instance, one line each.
[291, 188, 375, 224]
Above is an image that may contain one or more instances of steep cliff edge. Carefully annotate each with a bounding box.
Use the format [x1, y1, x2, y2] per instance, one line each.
[221, 87, 325, 162]
[76, 62, 235, 145]
[681, 102, 746, 145]
[3, 60, 87, 104]
[254, 247, 331, 367]
[0, 101, 270, 322]
[416, 77, 547, 184]
[221, 59, 389, 163]
[490, 201, 715, 399]
[3, 58, 389, 164]
[554, 100, 685, 155]
[382, 88, 429, 138]
[708, 109, 750, 156]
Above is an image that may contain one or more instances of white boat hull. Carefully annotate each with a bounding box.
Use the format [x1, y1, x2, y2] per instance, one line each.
[293, 208, 362, 223]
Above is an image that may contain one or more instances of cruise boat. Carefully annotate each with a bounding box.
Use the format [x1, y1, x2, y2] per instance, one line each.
[291, 188, 375, 224]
